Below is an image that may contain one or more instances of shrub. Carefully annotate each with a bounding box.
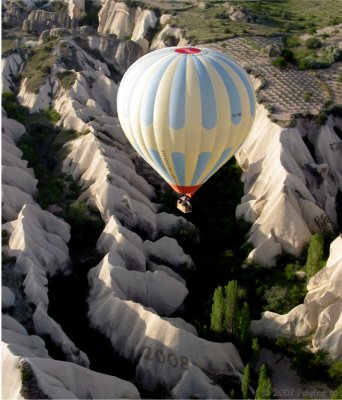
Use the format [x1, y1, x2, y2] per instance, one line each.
[2, 92, 29, 124]
[331, 385, 342, 399]
[57, 71, 77, 89]
[305, 233, 325, 279]
[328, 360, 342, 381]
[272, 56, 287, 68]
[304, 91, 313, 102]
[22, 44, 56, 93]
[2, 230, 10, 246]
[284, 35, 301, 48]
[305, 37, 322, 49]
[43, 108, 61, 123]
[252, 337, 260, 363]
[275, 337, 328, 381]
[37, 178, 64, 207]
[281, 48, 294, 62]
[79, 0, 100, 28]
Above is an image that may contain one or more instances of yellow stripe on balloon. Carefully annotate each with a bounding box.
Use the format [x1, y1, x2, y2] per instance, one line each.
[184, 56, 202, 186]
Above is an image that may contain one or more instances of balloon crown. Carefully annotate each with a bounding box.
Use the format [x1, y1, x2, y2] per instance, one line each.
[175, 47, 201, 54]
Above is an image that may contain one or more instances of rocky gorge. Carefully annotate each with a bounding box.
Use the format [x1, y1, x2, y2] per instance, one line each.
[2, 0, 342, 398]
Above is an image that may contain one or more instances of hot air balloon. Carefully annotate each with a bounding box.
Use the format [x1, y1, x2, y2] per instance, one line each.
[117, 46, 256, 213]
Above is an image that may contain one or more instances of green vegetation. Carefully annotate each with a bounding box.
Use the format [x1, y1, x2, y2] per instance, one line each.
[261, 337, 342, 394]
[272, 56, 287, 68]
[57, 71, 77, 90]
[43, 108, 61, 123]
[331, 385, 342, 399]
[255, 364, 273, 399]
[304, 90, 313, 102]
[79, 0, 101, 28]
[19, 362, 51, 399]
[22, 42, 56, 93]
[210, 286, 226, 334]
[305, 233, 325, 280]
[2, 92, 30, 124]
[210, 280, 251, 349]
[224, 280, 239, 335]
[241, 363, 251, 399]
[2, 38, 17, 56]
[305, 37, 322, 49]
[239, 0, 342, 33]
[2, 229, 10, 246]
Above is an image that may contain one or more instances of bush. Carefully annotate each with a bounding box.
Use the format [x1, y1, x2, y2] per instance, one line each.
[79, 0, 100, 28]
[281, 48, 294, 62]
[22, 44, 56, 93]
[275, 337, 328, 381]
[305, 233, 325, 279]
[57, 71, 77, 89]
[272, 56, 287, 68]
[331, 385, 342, 399]
[284, 35, 301, 48]
[328, 360, 342, 381]
[305, 37, 322, 49]
[2, 92, 29, 124]
[43, 108, 61, 123]
[304, 91, 313, 102]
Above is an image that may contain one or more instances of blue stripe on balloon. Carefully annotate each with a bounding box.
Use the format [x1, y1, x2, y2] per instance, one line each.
[206, 57, 242, 125]
[171, 152, 185, 185]
[202, 147, 232, 182]
[192, 57, 217, 130]
[169, 55, 187, 130]
[206, 52, 255, 117]
[123, 51, 174, 119]
[191, 152, 211, 186]
[148, 148, 175, 184]
[141, 56, 177, 126]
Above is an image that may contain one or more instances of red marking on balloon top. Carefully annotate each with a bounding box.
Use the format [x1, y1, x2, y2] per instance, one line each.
[175, 47, 201, 54]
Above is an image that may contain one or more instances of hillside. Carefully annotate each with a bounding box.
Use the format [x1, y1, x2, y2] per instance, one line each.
[2, 0, 342, 399]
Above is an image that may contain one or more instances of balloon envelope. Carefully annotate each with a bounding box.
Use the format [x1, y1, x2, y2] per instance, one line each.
[117, 46, 256, 197]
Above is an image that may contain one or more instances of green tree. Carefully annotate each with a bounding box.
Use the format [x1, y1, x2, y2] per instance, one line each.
[236, 302, 251, 345]
[241, 363, 251, 399]
[255, 364, 273, 400]
[252, 337, 260, 364]
[331, 384, 342, 399]
[328, 360, 342, 381]
[210, 286, 225, 334]
[224, 280, 239, 335]
[305, 233, 325, 280]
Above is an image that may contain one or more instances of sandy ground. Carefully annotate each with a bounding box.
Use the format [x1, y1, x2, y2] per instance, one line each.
[257, 348, 331, 399]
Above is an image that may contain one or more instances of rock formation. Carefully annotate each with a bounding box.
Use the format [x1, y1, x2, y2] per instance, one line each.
[2, 315, 140, 399]
[251, 235, 342, 360]
[23, 10, 78, 34]
[98, 0, 157, 41]
[3, 1, 32, 29]
[236, 105, 340, 266]
[2, 113, 36, 221]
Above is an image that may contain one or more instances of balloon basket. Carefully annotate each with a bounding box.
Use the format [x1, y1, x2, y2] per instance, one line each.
[177, 196, 192, 213]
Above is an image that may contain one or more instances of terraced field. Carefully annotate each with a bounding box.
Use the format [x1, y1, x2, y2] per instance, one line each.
[207, 36, 335, 123]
